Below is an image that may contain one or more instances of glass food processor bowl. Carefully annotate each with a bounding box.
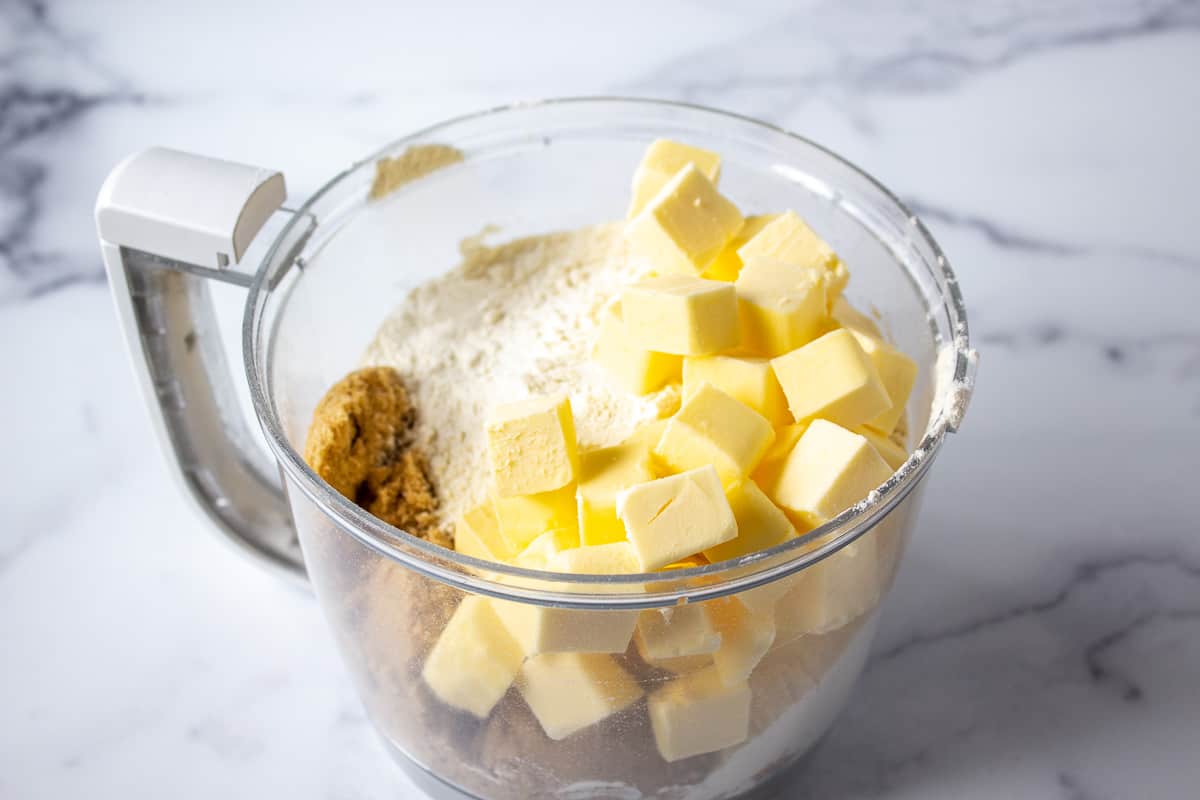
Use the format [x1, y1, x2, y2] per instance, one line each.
[95, 98, 977, 800]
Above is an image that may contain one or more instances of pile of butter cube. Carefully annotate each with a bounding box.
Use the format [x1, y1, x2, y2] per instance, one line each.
[422, 140, 916, 763]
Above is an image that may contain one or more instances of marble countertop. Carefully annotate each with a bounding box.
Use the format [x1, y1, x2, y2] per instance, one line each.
[3, 1, 1199, 797]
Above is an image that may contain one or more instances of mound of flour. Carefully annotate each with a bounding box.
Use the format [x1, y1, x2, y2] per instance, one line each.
[362, 223, 679, 527]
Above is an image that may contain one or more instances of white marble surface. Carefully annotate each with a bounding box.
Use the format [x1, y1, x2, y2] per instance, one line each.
[3, 0, 1199, 797]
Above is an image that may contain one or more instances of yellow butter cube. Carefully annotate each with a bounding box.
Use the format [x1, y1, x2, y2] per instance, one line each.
[703, 480, 796, 564]
[621, 275, 739, 356]
[747, 637, 818, 732]
[627, 139, 722, 218]
[454, 502, 514, 564]
[486, 394, 579, 497]
[635, 605, 722, 662]
[626, 418, 670, 450]
[704, 214, 777, 282]
[737, 210, 849, 305]
[421, 596, 524, 718]
[775, 538, 879, 635]
[831, 296, 882, 339]
[772, 420, 893, 527]
[648, 666, 752, 762]
[682, 354, 791, 427]
[734, 258, 827, 357]
[514, 527, 579, 569]
[492, 485, 578, 552]
[654, 383, 775, 484]
[491, 542, 643, 655]
[709, 596, 776, 685]
[518, 653, 644, 740]
[616, 466, 737, 570]
[491, 597, 638, 656]
[626, 419, 672, 476]
[855, 425, 908, 470]
[749, 422, 808, 496]
[576, 440, 656, 546]
[849, 331, 917, 435]
[593, 304, 682, 395]
[549, 540, 642, 575]
[625, 164, 744, 276]
[771, 328, 892, 427]
[735, 579, 794, 618]
[737, 210, 837, 271]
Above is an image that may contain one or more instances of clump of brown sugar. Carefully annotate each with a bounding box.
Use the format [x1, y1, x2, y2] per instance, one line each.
[303, 366, 452, 547]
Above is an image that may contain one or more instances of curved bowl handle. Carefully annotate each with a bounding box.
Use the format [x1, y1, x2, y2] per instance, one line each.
[95, 148, 306, 581]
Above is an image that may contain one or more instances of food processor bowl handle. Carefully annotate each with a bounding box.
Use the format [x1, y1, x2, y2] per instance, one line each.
[95, 148, 306, 581]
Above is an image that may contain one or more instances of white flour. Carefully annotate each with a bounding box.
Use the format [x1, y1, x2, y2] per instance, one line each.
[362, 223, 679, 526]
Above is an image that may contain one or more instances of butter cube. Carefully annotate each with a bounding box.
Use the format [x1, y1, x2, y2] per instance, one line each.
[635, 605, 722, 662]
[648, 667, 751, 762]
[772, 420, 893, 527]
[621, 275, 739, 356]
[734, 258, 827, 357]
[771, 328, 891, 427]
[749, 422, 808, 496]
[746, 635, 818, 733]
[514, 528, 579, 569]
[518, 653, 644, 740]
[616, 466, 737, 570]
[682, 354, 790, 427]
[704, 214, 777, 282]
[422, 596, 524, 718]
[703, 480, 796, 564]
[855, 425, 908, 470]
[486, 394, 579, 497]
[593, 304, 682, 395]
[454, 503, 514, 564]
[831, 296, 882, 339]
[775, 538, 879, 635]
[627, 420, 672, 478]
[577, 440, 656, 546]
[709, 597, 776, 685]
[737, 210, 837, 271]
[491, 541, 642, 655]
[549, 541, 642, 574]
[626, 418, 670, 450]
[849, 331, 917, 435]
[627, 139, 722, 218]
[737, 210, 849, 305]
[492, 485, 579, 552]
[625, 164, 745, 275]
[491, 596, 638, 656]
[654, 383, 775, 483]
[735, 579, 795, 618]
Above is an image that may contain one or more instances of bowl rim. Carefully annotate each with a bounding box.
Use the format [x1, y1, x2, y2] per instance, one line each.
[243, 96, 975, 608]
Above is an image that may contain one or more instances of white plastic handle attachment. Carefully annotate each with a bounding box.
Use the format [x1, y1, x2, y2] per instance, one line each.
[95, 148, 305, 580]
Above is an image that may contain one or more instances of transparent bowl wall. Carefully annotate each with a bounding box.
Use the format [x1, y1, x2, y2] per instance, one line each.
[247, 100, 964, 800]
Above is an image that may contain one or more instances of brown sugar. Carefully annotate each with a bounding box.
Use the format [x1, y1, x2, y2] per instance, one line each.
[303, 366, 451, 546]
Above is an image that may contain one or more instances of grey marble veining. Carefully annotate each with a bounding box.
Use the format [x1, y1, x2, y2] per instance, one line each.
[2, 1, 1198, 798]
